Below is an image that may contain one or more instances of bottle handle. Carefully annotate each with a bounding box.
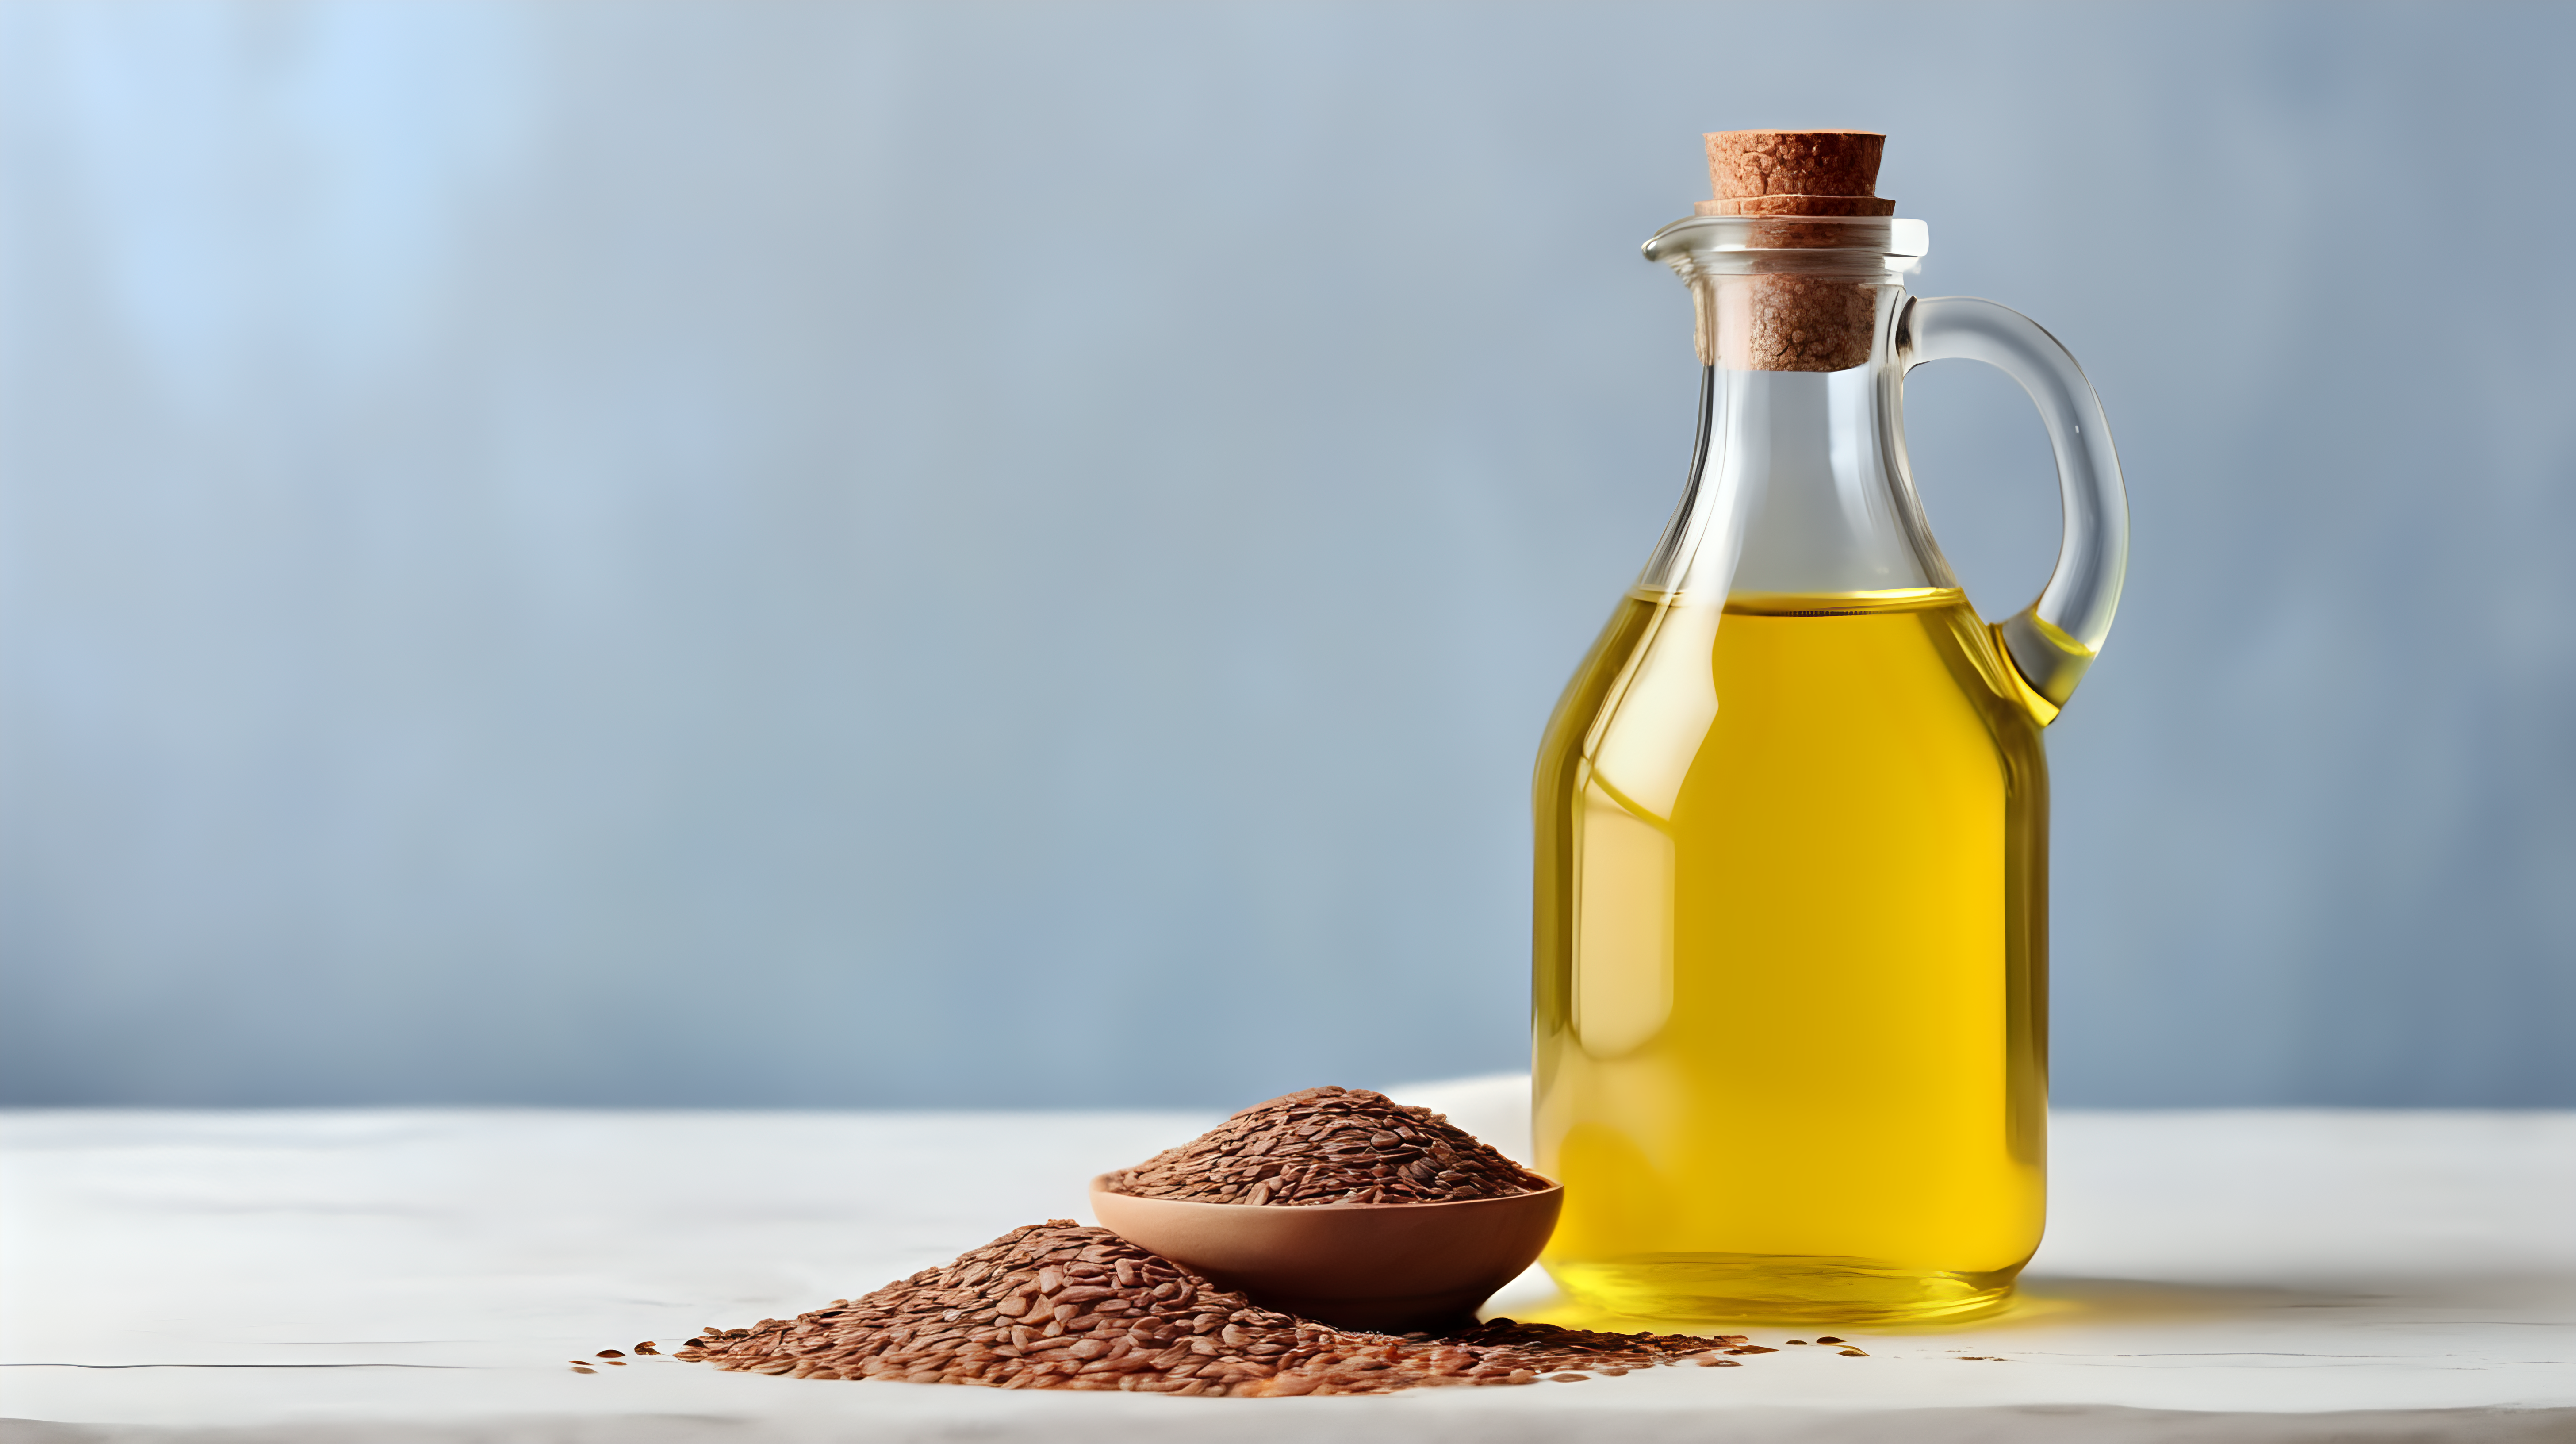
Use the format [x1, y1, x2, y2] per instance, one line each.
[1894, 295, 2130, 715]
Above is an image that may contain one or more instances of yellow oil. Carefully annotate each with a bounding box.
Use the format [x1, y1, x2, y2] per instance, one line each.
[1531, 587, 2049, 1324]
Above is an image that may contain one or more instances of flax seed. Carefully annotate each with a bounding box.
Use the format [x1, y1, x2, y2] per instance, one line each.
[665, 1221, 1766, 1397]
[1103, 1087, 1550, 1206]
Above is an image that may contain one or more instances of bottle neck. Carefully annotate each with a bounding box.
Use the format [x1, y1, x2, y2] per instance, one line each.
[1638, 284, 1953, 605]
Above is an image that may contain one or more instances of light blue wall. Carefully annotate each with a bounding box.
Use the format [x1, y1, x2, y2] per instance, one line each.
[4, 1, 2571, 1107]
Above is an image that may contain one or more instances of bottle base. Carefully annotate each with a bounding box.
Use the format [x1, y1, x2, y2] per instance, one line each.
[1543, 1254, 2021, 1325]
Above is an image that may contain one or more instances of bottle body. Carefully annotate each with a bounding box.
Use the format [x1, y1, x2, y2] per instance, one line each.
[1529, 210, 2124, 1324]
[1531, 584, 2047, 1322]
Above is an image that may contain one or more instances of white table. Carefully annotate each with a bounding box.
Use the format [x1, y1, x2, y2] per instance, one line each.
[4, 1078, 2572, 1442]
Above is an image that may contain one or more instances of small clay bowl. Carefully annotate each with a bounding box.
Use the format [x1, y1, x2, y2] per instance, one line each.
[1089, 1175, 1563, 1332]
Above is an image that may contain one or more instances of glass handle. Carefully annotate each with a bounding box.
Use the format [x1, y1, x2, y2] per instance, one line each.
[1896, 296, 2130, 714]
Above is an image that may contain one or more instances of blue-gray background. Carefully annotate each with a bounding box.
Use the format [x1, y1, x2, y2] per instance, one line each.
[4, 1, 2571, 1109]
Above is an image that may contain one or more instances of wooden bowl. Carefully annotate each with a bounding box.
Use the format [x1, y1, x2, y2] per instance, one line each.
[1088, 1176, 1563, 1332]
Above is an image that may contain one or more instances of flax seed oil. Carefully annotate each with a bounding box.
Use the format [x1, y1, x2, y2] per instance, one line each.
[1530, 587, 2048, 1324]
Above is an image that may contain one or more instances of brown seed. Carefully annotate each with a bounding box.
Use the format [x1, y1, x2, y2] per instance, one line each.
[1097, 1087, 1549, 1207]
[1839, 1348, 1868, 1357]
[668, 1219, 1749, 1393]
[571, 1366, 595, 1374]
[596, 1350, 625, 1358]
[1815, 1336, 1844, 1344]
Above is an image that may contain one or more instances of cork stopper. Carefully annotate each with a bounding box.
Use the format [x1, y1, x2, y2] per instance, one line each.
[1691, 129, 1893, 372]
[1694, 131, 1895, 218]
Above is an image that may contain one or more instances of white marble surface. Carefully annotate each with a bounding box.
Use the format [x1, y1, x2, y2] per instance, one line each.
[3, 1079, 2572, 1442]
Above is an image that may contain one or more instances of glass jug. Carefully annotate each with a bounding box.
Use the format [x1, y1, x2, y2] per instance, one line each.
[1530, 213, 2128, 1324]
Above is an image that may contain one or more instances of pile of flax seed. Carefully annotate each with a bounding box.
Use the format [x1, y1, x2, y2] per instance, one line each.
[1103, 1086, 1551, 1206]
[633, 1087, 1871, 1394]
[665, 1221, 1774, 1394]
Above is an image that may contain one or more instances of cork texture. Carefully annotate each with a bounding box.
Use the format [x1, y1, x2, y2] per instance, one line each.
[1704, 131, 1884, 200]
[1694, 194, 1896, 218]
[1699, 130, 1891, 373]
[1717, 275, 1880, 373]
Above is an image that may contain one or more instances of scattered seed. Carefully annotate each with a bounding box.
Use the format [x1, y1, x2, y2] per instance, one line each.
[1549, 1372, 1589, 1383]
[633, 1342, 659, 1355]
[1786, 1339, 1809, 1345]
[570, 1366, 595, 1374]
[667, 1221, 1748, 1397]
[596, 1350, 625, 1358]
[1815, 1336, 1843, 1344]
[1838, 1349, 1867, 1357]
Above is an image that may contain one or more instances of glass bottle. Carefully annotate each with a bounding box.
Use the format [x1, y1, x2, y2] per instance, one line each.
[1530, 213, 2128, 1323]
